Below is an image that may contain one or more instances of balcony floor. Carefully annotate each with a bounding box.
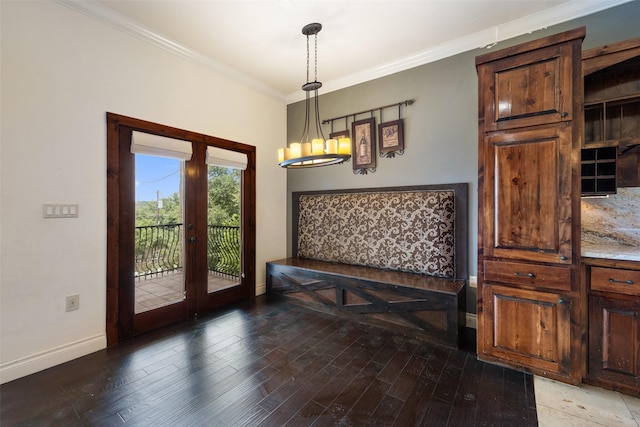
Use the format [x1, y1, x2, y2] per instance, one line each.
[135, 271, 238, 313]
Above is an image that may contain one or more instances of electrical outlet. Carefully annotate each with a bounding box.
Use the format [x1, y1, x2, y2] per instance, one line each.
[468, 275, 477, 288]
[66, 294, 79, 312]
[466, 313, 477, 329]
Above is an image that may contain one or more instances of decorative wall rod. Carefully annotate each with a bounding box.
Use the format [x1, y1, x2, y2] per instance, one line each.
[321, 99, 415, 124]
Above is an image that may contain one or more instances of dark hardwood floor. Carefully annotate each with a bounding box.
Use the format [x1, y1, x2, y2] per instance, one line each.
[1, 294, 537, 426]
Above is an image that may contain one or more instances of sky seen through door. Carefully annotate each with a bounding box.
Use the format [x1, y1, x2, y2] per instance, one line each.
[135, 156, 180, 202]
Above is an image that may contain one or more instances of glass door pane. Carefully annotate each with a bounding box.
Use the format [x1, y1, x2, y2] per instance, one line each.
[206, 165, 241, 293]
[134, 154, 185, 313]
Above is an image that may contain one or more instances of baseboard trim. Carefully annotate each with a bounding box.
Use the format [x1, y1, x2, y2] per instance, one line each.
[256, 282, 266, 296]
[0, 333, 106, 384]
[466, 312, 477, 329]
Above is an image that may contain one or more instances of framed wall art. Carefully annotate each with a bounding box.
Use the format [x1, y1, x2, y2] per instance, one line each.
[378, 119, 404, 157]
[351, 118, 376, 173]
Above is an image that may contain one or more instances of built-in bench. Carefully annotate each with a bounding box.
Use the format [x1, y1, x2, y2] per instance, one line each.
[266, 183, 468, 348]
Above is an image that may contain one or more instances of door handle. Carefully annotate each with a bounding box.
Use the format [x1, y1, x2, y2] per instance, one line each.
[188, 237, 196, 243]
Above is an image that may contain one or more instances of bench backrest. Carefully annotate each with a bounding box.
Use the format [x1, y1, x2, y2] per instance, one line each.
[293, 183, 468, 279]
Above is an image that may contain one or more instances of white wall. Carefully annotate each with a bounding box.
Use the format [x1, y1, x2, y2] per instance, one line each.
[0, 0, 287, 383]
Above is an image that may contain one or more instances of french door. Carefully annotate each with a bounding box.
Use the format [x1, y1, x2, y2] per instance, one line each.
[106, 113, 256, 345]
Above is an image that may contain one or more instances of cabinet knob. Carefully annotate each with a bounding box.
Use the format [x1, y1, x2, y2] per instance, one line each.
[560, 112, 569, 118]
[560, 255, 568, 261]
[558, 298, 568, 304]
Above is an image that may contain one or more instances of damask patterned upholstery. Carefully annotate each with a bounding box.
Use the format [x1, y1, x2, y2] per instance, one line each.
[296, 190, 456, 278]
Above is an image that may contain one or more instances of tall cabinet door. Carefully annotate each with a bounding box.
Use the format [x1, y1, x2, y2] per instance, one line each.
[482, 125, 574, 265]
[476, 27, 584, 383]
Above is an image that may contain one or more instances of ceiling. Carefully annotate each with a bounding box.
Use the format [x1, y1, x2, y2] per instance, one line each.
[59, 0, 628, 103]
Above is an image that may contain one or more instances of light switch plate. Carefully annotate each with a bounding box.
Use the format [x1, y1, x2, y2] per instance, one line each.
[43, 204, 79, 218]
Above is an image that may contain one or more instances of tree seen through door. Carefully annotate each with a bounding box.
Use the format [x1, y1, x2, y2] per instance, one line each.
[134, 155, 241, 313]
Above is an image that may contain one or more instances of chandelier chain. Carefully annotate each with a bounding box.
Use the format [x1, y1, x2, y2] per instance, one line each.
[314, 33, 318, 82]
[306, 34, 310, 83]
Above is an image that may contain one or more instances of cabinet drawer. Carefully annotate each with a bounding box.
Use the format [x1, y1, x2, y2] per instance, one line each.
[484, 260, 572, 291]
[591, 267, 640, 296]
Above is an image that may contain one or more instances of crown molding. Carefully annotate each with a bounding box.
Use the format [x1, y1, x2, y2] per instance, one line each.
[286, 0, 633, 103]
[54, 0, 286, 103]
[53, 0, 631, 106]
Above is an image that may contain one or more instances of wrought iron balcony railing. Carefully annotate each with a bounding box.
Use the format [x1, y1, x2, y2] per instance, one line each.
[134, 224, 240, 280]
[206, 225, 240, 278]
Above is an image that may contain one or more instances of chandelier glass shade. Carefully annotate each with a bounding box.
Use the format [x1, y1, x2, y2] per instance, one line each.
[278, 23, 351, 168]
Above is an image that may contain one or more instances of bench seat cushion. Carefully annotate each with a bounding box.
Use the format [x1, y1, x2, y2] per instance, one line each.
[269, 258, 464, 295]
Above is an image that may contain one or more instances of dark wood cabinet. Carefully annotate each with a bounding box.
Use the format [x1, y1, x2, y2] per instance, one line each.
[581, 146, 617, 196]
[582, 38, 640, 191]
[580, 38, 640, 395]
[589, 295, 640, 392]
[476, 28, 584, 383]
[482, 284, 572, 376]
[477, 37, 579, 132]
[481, 126, 574, 265]
[586, 258, 640, 396]
[584, 98, 640, 147]
[484, 259, 572, 292]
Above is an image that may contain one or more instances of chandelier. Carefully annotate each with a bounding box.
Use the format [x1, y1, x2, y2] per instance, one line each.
[278, 23, 351, 168]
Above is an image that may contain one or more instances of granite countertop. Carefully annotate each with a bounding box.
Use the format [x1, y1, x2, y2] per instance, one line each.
[581, 243, 640, 262]
[581, 188, 640, 262]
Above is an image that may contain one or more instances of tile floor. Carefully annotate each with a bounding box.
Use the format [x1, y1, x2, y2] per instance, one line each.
[535, 376, 640, 426]
[135, 271, 238, 313]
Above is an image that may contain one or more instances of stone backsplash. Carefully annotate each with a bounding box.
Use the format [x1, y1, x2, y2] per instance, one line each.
[581, 187, 640, 247]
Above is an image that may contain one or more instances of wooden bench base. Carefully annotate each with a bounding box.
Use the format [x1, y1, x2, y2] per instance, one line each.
[266, 258, 466, 348]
